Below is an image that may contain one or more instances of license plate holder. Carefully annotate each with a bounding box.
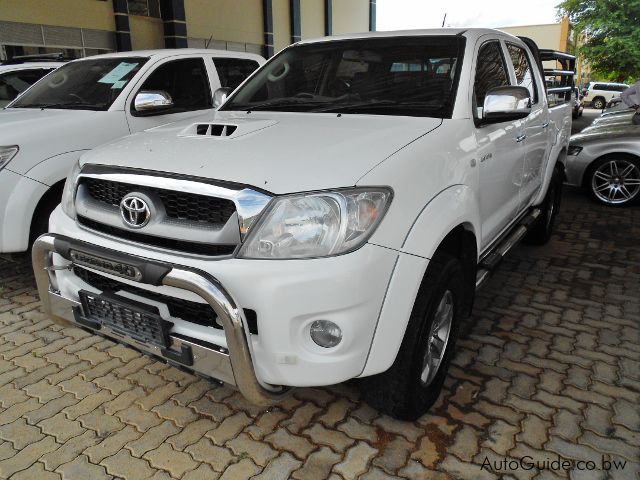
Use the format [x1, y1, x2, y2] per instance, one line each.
[78, 290, 172, 348]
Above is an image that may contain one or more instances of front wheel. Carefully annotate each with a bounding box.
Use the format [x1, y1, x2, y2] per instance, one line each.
[592, 97, 605, 109]
[359, 252, 464, 420]
[587, 156, 640, 206]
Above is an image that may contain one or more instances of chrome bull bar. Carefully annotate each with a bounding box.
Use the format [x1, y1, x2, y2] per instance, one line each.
[32, 234, 289, 406]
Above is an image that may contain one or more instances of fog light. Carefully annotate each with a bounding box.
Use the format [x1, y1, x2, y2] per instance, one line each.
[310, 320, 342, 348]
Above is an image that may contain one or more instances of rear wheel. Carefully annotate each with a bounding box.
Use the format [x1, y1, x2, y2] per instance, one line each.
[587, 155, 640, 206]
[592, 97, 605, 109]
[359, 252, 464, 420]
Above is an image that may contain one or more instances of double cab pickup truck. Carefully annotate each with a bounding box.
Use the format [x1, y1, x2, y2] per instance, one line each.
[34, 29, 572, 420]
[0, 48, 264, 254]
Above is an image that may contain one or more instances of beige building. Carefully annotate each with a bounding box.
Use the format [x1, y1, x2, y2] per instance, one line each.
[0, 0, 375, 60]
[499, 17, 589, 86]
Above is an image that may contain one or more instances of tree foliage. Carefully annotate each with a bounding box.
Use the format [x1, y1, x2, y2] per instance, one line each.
[557, 0, 640, 82]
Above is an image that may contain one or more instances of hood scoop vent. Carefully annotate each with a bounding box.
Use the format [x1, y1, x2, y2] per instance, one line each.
[195, 123, 237, 137]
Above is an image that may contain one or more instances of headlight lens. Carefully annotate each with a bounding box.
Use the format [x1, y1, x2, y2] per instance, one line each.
[61, 160, 82, 220]
[237, 187, 392, 259]
[0, 146, 19, 170]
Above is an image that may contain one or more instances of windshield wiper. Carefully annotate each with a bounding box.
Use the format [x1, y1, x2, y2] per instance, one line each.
[232, 97, 328, 112]
[13, 102, 104, 110]
[311, 100, 438, 114]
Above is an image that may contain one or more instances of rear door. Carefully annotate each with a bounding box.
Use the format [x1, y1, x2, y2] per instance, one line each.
[125, 56, 214, 132]
[474, 39, 526, 251]
[505, 42, 549, 210]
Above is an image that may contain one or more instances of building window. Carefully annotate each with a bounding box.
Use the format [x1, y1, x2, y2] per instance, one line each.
[127, 0, 161, 17]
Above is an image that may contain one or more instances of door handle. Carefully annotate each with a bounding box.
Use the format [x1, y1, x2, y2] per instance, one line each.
[516, 134, 527, 143]
[541, 122, 550, 129]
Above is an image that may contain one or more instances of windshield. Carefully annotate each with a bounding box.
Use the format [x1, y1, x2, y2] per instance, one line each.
[10, 57, 147, 110]
[222, 36, 465, 118]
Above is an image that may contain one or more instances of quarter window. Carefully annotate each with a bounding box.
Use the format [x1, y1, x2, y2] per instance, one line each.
[213, 58, 260, 91]
[138, 58, 211, 113]
[507, 44, 537, 103]
[474, 41, 510, 110]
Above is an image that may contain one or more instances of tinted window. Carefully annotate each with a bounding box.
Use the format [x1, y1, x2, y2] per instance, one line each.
[507, 44, 537, 103]
[0, 68, 53, 107]
[213, 58, 260, 91]
[138, 58, 211, 113]
[222, 36, 466, 118]
[593, 84, 605, 90]
[474, 41, 509, 109]
[613, 85, 628, 92]
[11, 58, 147, 110]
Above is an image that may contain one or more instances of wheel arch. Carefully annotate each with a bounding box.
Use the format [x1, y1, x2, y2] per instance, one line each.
[29, 179, 66, 245]
[582, 151, 640, 188]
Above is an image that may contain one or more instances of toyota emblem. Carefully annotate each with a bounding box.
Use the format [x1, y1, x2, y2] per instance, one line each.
[120, 194, 151, 228]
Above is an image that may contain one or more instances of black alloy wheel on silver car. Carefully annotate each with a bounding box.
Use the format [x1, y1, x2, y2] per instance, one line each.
[588, 155, 640, 206]
[359, 251, 463, 420]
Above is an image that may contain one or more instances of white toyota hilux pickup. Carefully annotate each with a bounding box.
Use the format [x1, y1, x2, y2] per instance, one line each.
[34, 29, 573, 420]
[0, 48, 264, 254]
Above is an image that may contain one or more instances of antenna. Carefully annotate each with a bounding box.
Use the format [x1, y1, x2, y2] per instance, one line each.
[442, 13, 447, 28]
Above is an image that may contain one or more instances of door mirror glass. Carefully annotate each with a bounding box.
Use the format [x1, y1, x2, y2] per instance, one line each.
[482, 86, 531, 123]
[134, 90, 174, 112]
[213, 87, 231, 108]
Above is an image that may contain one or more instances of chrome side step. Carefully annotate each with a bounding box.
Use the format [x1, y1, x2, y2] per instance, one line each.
[475, 208, 541, 290]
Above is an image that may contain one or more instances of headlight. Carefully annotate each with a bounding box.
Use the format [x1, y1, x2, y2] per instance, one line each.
[237, 187, 392, 259]
[61, 160, 82, 220]
[568, 145, 582, 156]
[0, 146, 19, 170]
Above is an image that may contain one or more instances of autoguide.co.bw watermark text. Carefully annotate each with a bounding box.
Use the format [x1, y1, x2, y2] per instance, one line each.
[481, 454, 628, 473]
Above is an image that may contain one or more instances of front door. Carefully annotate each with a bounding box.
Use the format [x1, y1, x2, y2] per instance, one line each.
[126, 57, 214, 133]
[474, 39, 526, 251]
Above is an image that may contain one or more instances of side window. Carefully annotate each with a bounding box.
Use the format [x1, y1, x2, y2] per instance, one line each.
[506, 44, 538, 103]
[213, 58, 260, 91]
[138, 58, 211, 113]
[474, 41, 510, 110]
[0, 69, 52, 107]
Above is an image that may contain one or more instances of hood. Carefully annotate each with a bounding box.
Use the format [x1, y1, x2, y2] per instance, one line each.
[571, 123, 640, 144]
[81, 110, 442, 194]
[0, 108, 127, 175]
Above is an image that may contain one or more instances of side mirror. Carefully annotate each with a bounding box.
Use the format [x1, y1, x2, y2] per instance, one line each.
[481, 86, 531, 124]
[213, 87, 231, 108]
[134, 90, 173, 112]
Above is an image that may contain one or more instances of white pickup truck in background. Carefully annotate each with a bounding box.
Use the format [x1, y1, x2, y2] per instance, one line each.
[0, 49, 264, 254]
[35, 28, 573, 420]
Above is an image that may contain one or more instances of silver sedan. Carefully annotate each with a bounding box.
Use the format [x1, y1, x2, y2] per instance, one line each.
[566, 123, 640, 206]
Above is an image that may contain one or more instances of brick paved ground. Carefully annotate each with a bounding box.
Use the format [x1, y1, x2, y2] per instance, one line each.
[0, 187, 638, 480]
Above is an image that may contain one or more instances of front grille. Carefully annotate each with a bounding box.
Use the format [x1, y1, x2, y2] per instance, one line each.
[78, 216, 236, 257]
[74, 266, 259, 334]
[75, 266, 219, 329]
[83, 178, 237, 224]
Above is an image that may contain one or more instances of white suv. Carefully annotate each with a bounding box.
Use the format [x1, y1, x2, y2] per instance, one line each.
[583, 82, 628, 109]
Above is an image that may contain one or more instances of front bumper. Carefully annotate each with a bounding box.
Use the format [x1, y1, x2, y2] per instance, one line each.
[33, 233, 289, 405]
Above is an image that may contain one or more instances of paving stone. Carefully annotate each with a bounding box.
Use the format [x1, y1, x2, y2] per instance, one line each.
[292, 446, 342, 480]
[482, 419, 518, 455]
[126, 420, 181, 457]
[185, 437, 234, 471]
[38, 412, 84, 442]
[93, 373, 134, 396]
[0, 417, 44, 449]
[264, 428, 315, 459]
[246, 409, 289, 441]
[103, 386, 146, 415]
[77, 408, 125, 436]
[372, 434, 413, 473]
[10, 461, 62, 480]
[116, 404, 163, 432]
[0, 435, 59, 478]
[23, 379, 65, 403]
[136, 382, 182, 411]
[206, 411, 252, 445]
[183, 463, 221, 480]
[304, 423, 355, 452]
[101, 448, 157, 479]
[172, 379, 210, 406]
[442, 453, 498, 480]
[85, 425, 142, 463]
[62, 389, 113, 419]
[226, 433, 278, 467]
[23, 393, 78, 425]
[152, 400, 199, 427]
[143, 443, 199, 478]
[281, 402, 322, 433]
[252, 452, 302, 480]
[333, 441, 378, 479]
[0, 397, 40, 425]
[374, 415, 423, 442]
[337, 417, 378, 442]
[59, 375, 100, 400]
[56, 454, 112, 480]
[189, 395, 233, 422]
[218, 458, 261, 480]
[41, 429, 99, 470]
[167, 417, 218, 450]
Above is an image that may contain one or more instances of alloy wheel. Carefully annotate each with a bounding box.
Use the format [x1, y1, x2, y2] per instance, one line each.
[591, 159, 640, 205]
[421, 290, 454, 386]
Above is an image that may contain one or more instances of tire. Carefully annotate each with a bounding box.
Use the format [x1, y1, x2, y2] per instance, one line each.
[28, 183, 64, 248]
[524, 166, 562, 245]
[592, 97, 605, 110]
[359, 252, 464, 420]
[586, 155, 640, 207]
